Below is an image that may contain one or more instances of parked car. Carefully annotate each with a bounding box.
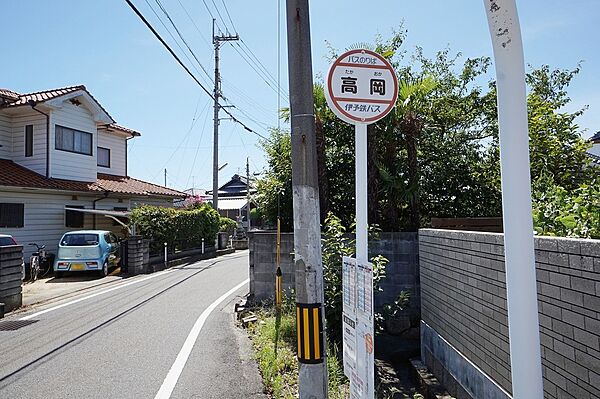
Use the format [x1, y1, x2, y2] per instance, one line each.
[54, 230, 121, 277]
[0, 234, 25, 280]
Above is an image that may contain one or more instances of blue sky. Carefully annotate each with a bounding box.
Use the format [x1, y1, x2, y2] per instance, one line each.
[1, 1, 598, 190]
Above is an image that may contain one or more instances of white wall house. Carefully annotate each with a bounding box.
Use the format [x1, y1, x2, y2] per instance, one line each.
[0, 86, 185, 255]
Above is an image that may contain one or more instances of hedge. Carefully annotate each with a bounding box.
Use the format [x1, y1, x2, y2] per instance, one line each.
[130, 204, 220, 253]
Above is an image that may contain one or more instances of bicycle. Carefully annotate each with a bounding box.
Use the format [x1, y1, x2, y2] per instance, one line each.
[28, 243, 49, 282]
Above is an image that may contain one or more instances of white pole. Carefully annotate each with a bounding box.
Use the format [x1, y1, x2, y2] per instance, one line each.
[164, 242, 168, 265]
[202, 238, 205, 254]
[484, 1, 543, 398]
[355, 124, 368, 264]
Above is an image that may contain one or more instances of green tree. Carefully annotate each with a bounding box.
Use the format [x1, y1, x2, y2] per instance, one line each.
[257, 31, 598, 236]
[255, 128, 293, 230]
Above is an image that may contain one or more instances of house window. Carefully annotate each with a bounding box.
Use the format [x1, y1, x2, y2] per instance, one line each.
[65, 206, 85, 228]
[55, 125, 93, 156]
[25, 125, 33, 157]
[0, 203, 24, 228]
[98, 147, 110, 168]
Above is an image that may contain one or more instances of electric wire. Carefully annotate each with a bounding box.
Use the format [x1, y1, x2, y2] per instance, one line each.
[240, 39, 288, 96]
[230, 42, 284, 96]
[174, 0, 213, 49]
[221, 0, 238, 33]
[125, 0, 269, 142]
[185, 101, 213, 189]
[210, 0, 229, 32]
[141, 0, 210, 86]
[153, 0, 213, 83]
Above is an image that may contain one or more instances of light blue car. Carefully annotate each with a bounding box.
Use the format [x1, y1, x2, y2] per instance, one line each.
[54, 230, 121, 278]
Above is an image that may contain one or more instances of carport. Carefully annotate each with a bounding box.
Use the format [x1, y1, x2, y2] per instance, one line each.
[64, 207, 133, 234]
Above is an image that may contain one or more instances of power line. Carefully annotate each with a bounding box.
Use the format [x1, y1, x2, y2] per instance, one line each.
[153, 0, 213, 83]
[221, 0, 238, 33]
[142, 0, 210, 86]
[125, 0, 268, 142]
[240, 39, 288, 97]
[210, 0, 229, 32]
[174, 0, 212, 49]
[229, 42, 284, 96]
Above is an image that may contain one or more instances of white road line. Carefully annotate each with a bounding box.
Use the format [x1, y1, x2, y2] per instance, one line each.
[154, 278, 249, 399]
[19, 268, 177, 321]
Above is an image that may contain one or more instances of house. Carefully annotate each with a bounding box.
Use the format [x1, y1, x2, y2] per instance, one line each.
[207, 174, 255, 227]
[588, 131, 600, 166]
[0, 85, 185, 256]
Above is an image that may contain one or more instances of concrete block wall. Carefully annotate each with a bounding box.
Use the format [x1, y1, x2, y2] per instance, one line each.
[0, 245, 23, 312]
[371, 232, 419, 313]
[248, 231, 295, 302]
[419, 229, 600, 399]
[249, 231, 420, 312]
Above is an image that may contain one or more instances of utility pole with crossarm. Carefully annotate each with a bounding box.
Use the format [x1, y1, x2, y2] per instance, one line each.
[212, 19, 239, 211]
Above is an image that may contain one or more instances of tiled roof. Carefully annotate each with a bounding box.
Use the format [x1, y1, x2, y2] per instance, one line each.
[105, 123, 141, 137]
[4, 85, 84, 107]
[588, 152, 600, 166]
[591, 131, 600, 143]
[0, 89, 20, 101]
[0, 85, 115, 123]
[0, 159, 185, 198]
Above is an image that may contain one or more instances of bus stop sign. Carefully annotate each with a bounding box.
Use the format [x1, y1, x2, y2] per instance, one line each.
[325, 48, 398, 125]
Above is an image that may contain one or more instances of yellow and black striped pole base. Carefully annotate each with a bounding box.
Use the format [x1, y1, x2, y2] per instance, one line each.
[296, 303, 324, 364]
[275, 267, 283, 308]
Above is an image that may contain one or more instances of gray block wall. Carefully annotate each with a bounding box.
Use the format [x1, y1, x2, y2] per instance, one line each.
[0, 245, 23, 312]
[248, 231, 295, 302]
[249, 231, 419, 312]
[419, 229, 600, 399]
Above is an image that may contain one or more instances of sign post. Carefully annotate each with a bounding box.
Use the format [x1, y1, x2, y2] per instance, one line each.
[326, 49, 398, 399]
[484, 1, 544, 397]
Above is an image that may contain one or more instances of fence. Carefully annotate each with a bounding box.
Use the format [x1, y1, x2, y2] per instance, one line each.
[248, 231, 420, 313]
[0, 245, 24, 313]
[419, 229, 600, 399]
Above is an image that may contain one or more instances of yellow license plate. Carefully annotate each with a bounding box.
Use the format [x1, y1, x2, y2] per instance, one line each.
[71, 263, 85, 271]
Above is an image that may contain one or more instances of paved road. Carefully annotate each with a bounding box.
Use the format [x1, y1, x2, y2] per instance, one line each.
[0, 252, 265, 399]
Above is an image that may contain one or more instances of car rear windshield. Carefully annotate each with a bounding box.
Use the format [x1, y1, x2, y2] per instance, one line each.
[0, 237, 16, 246]
[61, 234, 99, 246]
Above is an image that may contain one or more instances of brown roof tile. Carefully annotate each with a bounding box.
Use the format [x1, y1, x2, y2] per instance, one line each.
[0, 88, 20, 101]
[0, 159, 185, 198]
[1, 85, 115, 123]
[105, 123, 141, 137]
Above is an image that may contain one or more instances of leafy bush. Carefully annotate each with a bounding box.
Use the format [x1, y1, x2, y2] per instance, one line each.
[219, 216, 237, 233]
[533, 174, 600, 239]
[321, 212, 388, 347]
[130, 204, 220, 253]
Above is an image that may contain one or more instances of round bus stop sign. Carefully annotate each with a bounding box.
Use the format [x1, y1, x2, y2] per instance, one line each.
[325, 48, 398, 125]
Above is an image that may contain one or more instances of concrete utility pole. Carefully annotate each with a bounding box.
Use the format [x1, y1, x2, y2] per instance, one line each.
[246, 157, 251, 234]
[212, 19, 239, 211]
[286, 1, 328, 398]
[164, 168, 167, 187]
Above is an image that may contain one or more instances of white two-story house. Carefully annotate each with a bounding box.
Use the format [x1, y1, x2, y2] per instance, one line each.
[0, 85, 185, 255]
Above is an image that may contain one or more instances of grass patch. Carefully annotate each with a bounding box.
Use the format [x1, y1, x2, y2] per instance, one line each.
[247, 303, 349, 398]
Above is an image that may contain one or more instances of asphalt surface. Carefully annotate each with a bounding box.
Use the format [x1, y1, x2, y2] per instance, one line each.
[0, 251, 266, 399]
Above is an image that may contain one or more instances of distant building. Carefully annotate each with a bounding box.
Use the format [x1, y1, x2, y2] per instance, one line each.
[207, 174, 256, 227]
[588, 131, 600, 166]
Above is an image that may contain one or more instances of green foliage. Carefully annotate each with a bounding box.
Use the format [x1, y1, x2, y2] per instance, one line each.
[321, 213, 388, 347]
[219, 216, 237, 233]
[130, 204, 220, 253]
[532, 174, 600, 239]
[248, 304, 349, 399]
[255, 128, 293, 231]
[257, 29, 598, 238]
